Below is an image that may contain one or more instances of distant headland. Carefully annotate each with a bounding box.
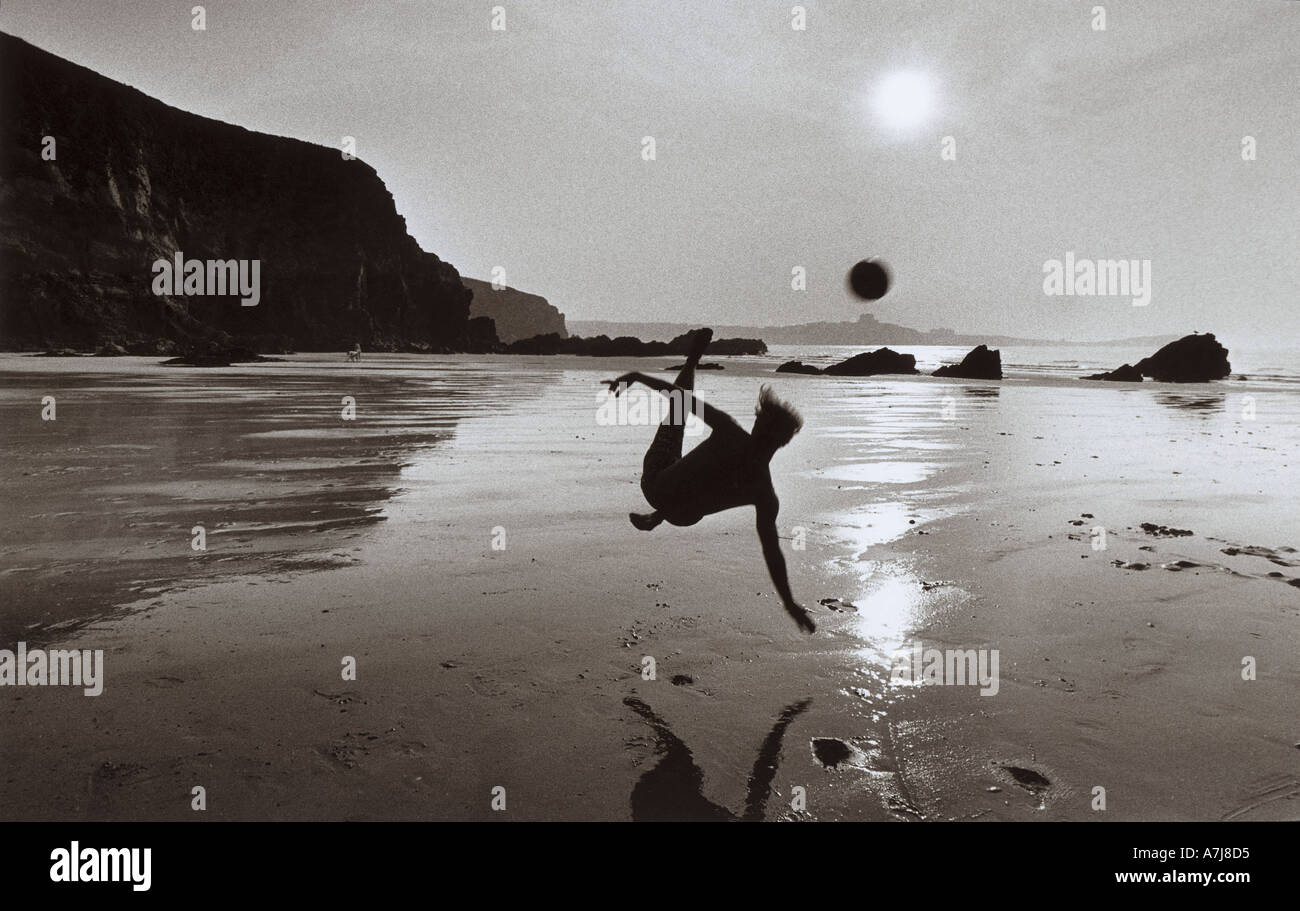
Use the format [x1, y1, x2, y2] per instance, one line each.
[570, 312, 1177, 349]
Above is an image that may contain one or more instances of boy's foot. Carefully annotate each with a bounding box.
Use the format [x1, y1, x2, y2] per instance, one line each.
[630, 512, 662, 531]
[784, 602, 817, 634]
[685, 327, 713, 363]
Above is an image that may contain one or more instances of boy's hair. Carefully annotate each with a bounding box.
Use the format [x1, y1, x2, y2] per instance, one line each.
[752, 385, 803, 449]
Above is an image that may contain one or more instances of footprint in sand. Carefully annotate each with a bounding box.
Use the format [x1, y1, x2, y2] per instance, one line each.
[145, 675, 185, 688]
[319, 728, 425, 770]
[999, 765, 1051, 793]
[319, 738, 366, 770]
[991, 762, 1060, 808]
[92, 760, 147, 782]
[806, 737, 918, 818]
[1220, 544, 1300, 567]
[313, 688, 366, 708]
[809, 737, 899, 775]
[811, 737, 857, 769]
[1214, 543, 1300, 588]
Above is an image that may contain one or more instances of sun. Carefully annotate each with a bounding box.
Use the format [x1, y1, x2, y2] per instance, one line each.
[870, 70, 936, 133]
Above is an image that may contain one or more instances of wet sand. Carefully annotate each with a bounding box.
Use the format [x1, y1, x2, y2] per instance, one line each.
[1, 353, 1297, 820]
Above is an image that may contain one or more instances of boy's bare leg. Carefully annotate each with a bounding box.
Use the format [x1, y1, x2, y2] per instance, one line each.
[631, 329, 713, 531]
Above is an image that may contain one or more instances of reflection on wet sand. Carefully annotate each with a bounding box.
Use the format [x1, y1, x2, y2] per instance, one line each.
[625, 696, 811, 821]
[1152, 390, 1226, 413]
[0, 362, 554, 642]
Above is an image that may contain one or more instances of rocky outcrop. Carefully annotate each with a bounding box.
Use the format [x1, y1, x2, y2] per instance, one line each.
[0, 33, 477, 353]
[824, 347, 919, 376]
[1132, 333, 1230, 383]
[463, 316, 503, 353]
[933, 345, 1002, 379]
[693, 336, 764, 356]
[505, 331, 765, 357]
[160, 342, 273, 367]
[1084, 363, 1143, 382]
[464, 278, 566, 344]
[776, 360, 823, 375]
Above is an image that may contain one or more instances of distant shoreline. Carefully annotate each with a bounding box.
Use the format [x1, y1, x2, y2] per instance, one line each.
[569, 318, 1178, 349]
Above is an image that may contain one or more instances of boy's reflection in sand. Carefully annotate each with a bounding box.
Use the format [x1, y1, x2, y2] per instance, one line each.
[624, 696, 811, 821]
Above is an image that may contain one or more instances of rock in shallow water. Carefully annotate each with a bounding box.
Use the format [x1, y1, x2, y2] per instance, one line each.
[824, 347, 919, 376]
[933, 345, 1002, 379]
[1084, 363, 1143, 381]
[775, 360, 823, 375]
[1133, 333, 1231, 383]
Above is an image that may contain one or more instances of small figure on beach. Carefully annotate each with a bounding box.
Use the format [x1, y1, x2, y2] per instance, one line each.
[603, 328, 815, 633]
[347, 342, 362, 362]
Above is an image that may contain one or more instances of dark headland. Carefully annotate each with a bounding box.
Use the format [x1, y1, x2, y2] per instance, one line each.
[0, 32, 485, 355]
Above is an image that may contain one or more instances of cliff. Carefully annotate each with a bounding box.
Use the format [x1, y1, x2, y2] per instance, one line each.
[464, 278, 565, 344]
[0, 32, 477, 353]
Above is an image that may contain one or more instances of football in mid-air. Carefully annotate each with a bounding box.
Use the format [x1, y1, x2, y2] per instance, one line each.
[847, 259, 891, 300]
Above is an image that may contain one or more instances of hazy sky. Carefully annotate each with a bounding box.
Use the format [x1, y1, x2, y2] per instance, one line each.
[5, 1, 1298, 342]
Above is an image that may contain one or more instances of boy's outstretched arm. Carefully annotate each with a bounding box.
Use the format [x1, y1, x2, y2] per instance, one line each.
[755, 499, 815, 633]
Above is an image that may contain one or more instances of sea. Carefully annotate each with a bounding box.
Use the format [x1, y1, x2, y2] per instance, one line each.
[754, 343, 1300, 391]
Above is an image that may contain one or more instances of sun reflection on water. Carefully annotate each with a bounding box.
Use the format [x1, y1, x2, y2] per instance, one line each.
[846, 564, 924, 659]
[822, 499, 969, 705]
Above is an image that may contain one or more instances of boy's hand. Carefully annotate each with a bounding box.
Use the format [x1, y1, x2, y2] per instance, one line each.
[602, 373, 638, 395]
[784, 601, 816, 634]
